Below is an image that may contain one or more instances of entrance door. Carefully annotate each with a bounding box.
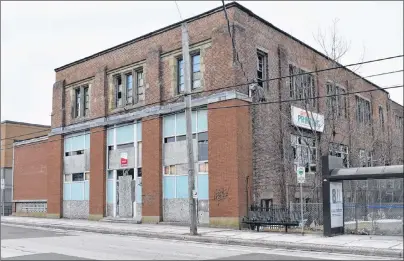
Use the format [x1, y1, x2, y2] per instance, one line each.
[116, 169, 134, 217]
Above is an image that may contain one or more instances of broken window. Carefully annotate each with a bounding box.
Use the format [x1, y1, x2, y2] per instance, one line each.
[329, 143, 349, 168]
[395, 115, 403, 129]
[198, 131, 208, 161]
[72, 173, 84, 182]
[74, 88, 81, 118]
[115, 75, 123, 108]
[289, 65, 315, 107]
[359, 149, 373, 167]
[164, 165, 177, 175]
[379, 106, 384, 131]
[291, 134, 317, 173]
[257, 51, 267, 88]
[83, 87, 89, 117]
[136, 70, 144, 102]
[356, 96, 371, 125]
[326, 83, 347, 118]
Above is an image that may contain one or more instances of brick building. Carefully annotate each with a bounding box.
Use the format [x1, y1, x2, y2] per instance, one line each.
[12, 2, 403, 227]
[0, 121, 50, 215]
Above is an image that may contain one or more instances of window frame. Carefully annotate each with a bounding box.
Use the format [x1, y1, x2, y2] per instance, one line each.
[113, 67, 144, 109]
[355, 95, 372, 125]
[326, 82, 347, 118]
[289, 64, 316, 107]
[177, 52, 202, 94]
[257, 50, 268, 89]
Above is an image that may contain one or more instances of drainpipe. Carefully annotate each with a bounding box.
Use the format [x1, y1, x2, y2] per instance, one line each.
[11, 142, 15, 215]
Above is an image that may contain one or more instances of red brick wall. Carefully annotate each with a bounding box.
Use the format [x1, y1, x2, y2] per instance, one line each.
[13, 139, 49, 201]
[89, 126, 106, 217]
[208, 99, 252, 219]
[47, 135, 63, 217]
[141, 117, 162, 221]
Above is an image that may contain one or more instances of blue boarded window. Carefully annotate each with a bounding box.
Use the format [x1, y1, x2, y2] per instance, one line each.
[63, 172, 89, 201]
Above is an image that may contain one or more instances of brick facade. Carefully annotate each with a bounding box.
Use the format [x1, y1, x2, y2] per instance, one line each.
[89, 126, 106, 220]
[46, 135, 63, 218]
[141, 117, 162, 223]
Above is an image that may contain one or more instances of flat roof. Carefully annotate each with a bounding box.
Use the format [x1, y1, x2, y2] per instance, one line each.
[54, 2, 388, 94]
[1, 120, 50, 129]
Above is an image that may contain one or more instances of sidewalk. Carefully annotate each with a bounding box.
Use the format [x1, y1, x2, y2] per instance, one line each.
[1, 216, 402, 258]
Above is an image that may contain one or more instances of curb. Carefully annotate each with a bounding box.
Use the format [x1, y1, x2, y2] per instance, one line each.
[2, 220, 402, 258]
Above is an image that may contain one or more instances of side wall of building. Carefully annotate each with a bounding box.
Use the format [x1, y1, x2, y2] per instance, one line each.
[13, 137, 49, 217]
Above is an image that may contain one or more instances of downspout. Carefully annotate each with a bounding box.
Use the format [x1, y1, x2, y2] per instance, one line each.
[11, 141, 15, 215]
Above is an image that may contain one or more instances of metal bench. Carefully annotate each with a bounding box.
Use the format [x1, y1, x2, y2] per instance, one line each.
[242, 206, 300, 232]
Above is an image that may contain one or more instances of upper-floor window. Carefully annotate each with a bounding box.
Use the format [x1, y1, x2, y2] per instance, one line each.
[326, 83, 347, 118]
[257, 51, 268, 88]
[396, 115, 403, 130]
[115, 75, 123, 108]
[177, 53, 201, 94]
[359, 149, 373, 167]
[126, 74, 133, 105]
[329, 143, 349, 168]
[379, 106, 384, 131]
[355, 96, 371, 125]
[289, 65, 315, 107]
[73, 85, 89, 118]
[136, 70, 144, 102]
[114, 69, 144, 109]
[75, 88, 81, 118]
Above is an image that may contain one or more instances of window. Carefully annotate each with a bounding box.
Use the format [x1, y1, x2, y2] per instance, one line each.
[72, 173, 84, 181]
[289, 65, 315, 106]
[136, 70, 144, 102]
[126, 74, 133, 105]
[84, 87, 89, 117]
[379, 106, 384, 131]
[177, 53, 201, 93]
[291, 134, 316, 173]
[115, 75, 123, 108]
[63, 172, 89, 201]
[198, 132, 208, 161]
[164, 165, 176, 175]
[356, 96, 371, 124]
[75, 88, 81, 118]
[192, 54, 201, 89]
[198, 162, 208, 173]
[359, 149, 373, 167]
[257, 51, 267, 88]
[396, 115, 403, 129]
[64, 132, 90, 157]
[326, 83, 347, 118]
[329, 143, 349, 167]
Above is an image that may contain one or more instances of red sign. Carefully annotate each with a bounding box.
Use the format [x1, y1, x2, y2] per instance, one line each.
[120, 152, 128, 167]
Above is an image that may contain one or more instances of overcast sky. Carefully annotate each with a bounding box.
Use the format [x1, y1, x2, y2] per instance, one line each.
[1, 1, 403, 126]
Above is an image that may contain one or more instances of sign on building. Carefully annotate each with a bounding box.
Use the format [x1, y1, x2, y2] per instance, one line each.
[291, 106, 325, 132]
[120, 152, 128, 168]
[330, 182, 344, 228]
[296, 167, 305, 183]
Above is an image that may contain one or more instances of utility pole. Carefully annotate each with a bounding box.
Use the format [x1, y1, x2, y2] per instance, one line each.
[181, 22, 197, 235]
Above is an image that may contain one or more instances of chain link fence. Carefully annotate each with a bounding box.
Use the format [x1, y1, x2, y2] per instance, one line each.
[0, 202, 12, 216]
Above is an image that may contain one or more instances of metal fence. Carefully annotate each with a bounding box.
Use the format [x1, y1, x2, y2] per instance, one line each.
[247, 202, 403, 235]
[0, 202, 12, 216]
[344, 203, 403, 235]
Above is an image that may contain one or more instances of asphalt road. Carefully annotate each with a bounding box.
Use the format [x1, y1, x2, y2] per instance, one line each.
[1, 224, 396, 260]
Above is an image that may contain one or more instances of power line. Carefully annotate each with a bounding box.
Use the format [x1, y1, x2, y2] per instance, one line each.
[1, 65, 402, 143]
[194, 54, 404, 95]
[174, 1, 183, 21]
[2, 84, 402, 152]
[221, 0, 250, 82]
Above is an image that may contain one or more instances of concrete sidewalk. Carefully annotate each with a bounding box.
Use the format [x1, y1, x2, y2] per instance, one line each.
[1, 216, 402, 258]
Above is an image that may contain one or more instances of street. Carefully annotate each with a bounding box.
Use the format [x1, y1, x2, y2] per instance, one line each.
[1, 224, 399, 260]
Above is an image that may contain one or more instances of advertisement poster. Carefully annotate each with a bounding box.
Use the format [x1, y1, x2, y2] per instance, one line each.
[120, 152, 128, 167]
[330, 182, 344, 228]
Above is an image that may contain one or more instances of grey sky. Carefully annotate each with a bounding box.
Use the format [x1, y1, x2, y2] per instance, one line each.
[1, 1, 403, 126]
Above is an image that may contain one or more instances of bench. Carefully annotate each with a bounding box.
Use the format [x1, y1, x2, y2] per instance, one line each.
[242, 206, 300, 232]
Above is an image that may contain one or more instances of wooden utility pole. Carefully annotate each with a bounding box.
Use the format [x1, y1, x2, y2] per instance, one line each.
[181, 22, 198, 235]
